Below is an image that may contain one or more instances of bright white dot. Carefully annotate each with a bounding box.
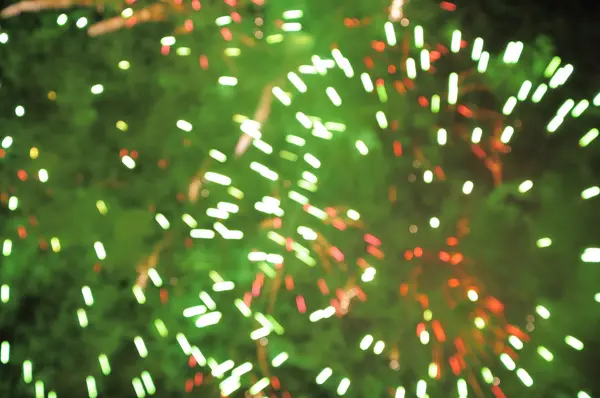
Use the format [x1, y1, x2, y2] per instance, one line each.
[361, 267, 376, 282]
[581, 247, 600, 263]
[155, 213, 170, 230]
[474, 317, 486, 329]
[121, 8, 134, 18]
[437, 128, 447, 145]
[536, 237, 552, 248]
[122, 156, 136, 169]
[8, 196, 18, 210]
[462, 181, 474, 194]
[355, 140, 369, 155]
[581, 186, 599, 200]
[57, 14, 68, 26]
[177, 47, 191, 56]
[429, 217, 440, 228]
[76, 17, 88, 28]
[38, 169, 49, 182]
[373, 341, 385, 355]
[359, 335, 373, 350]
[347, 209, 360, 220]
[91, 84, 104, 94]
[0, 33, 8, 44]
[1, 136, 13, 149]
[118, 60, 130, 70]
[518, 180, 533, 193]
[15, 106, 25, 117]
[93, 241, 106, 260]
[160, 36, 176, 46]
[423, 170, 433, 183]
[218, 76, 238, 86]
[467, 289, 479, 301]
[177, 120, 193, 132]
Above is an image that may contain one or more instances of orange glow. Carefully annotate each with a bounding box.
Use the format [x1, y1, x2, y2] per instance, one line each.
[486, 296, 504, 313]
[393, 140, 403, 156]
[271, 376, 280, 390]
[199, 55, 209, 69]
[458, 105, 473, 117]
[440, 1, 457, 11]
[160, 288, 168, 303]
[394, 80, 406, 93]
[432, 320, 446, 342]
[367, 245, 384, 259]
[449, 356, 461, 375]
[414, 247, 423, 257]
[451, 253, 463, 265]
[439, 251, 450, 262]
[372, 41, 386, 52]
[399, 283, 409, 296]
[18, 225, 27, 239]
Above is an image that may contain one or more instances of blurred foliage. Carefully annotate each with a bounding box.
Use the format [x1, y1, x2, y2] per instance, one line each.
[0, 0, 598, 397]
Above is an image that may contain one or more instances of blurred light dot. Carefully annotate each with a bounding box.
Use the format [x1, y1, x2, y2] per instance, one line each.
[116, 121, 128, 131]
[467, 289, 479, 301]
[0, 33, 8, 44]
[536, 237, 552, 248]
[347, 209, 360, 220]
[38, 169, 49, 182]
[581, 186, 599, 200]
[1, 136, 13, 149]
[160, 36, 176, 46]
[526, 315, 535, 323]
[177, 47, 191, 56]
[423, 309, 433, 321]
[15, 106, 25, 117]
[423, 170, 433, 183]
[30, 147, 39, 159]
[429, 217, 440, 228]
[474, 317, 485, 329]
[118, 60, 130, 70]
[518, 180, 533, 193]
[122, 155, 136, 169]
[76, 17, 88, 28]
[57, 14, 68, 25]
[121, 8, 134, 18]
[462, 181, 474, 194]
[91, 84, 104, 94]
